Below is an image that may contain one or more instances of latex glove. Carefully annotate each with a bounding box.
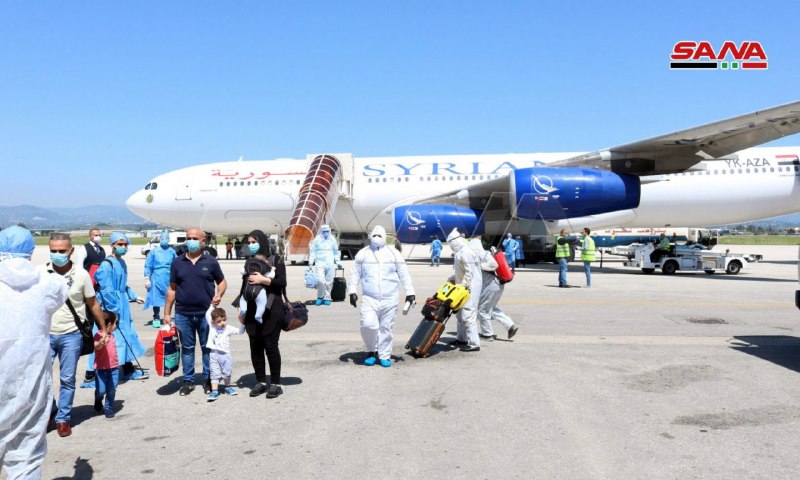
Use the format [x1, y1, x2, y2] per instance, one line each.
[135, 298, 145, 304]
[350, 293, 358, 308]
[145, 278, 151, 290]
[405, 295, 415, 305]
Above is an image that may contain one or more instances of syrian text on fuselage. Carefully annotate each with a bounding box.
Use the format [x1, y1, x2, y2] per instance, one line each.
[361, 160, 547, 176]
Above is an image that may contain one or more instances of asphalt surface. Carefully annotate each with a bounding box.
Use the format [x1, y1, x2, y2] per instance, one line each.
[23, 243, 800, 480]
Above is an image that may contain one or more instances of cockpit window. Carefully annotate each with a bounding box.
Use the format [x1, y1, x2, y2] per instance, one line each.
[144, 183, 152, 190]
[144, 182, 158, 191]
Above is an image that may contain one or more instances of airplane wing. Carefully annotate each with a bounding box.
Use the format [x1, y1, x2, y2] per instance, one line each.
[548, 100, 800, 175]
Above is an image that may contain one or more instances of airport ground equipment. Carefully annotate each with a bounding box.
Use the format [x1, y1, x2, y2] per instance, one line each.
[621, 242, 748, 275]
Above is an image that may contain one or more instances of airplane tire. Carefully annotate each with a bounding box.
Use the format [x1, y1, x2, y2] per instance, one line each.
[661, 261, 677, 275]
[725, 261, 742, 275]
[641, 268, 655, 274]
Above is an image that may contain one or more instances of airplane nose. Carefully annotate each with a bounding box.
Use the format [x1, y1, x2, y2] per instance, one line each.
[126, 190, 151, 219]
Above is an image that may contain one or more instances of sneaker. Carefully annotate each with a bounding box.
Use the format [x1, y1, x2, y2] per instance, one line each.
[478, 334, 495, 342]
[315, 298, 323, 306]
[104, 409, 115, 418]
[460, 345, 481, 352]
[80, 373, 95, 389]
[179, 381, 195, 396]
[152, 319, 162, 328]
[207, 391, 220, 402]
[266, 384, 283, 399]
[224, 387, 238, 396]
[363, 356, 377, 366]
[249, 383, 268, 397]
[379, 359, 392, 368]
[508, 325, 519, 340]
[203, 379, 212, 394]
[94, 397, 103, 412]
[449, 339, 468, 346]
[124, 369, 149, 381]
[323, 300, 331, 306]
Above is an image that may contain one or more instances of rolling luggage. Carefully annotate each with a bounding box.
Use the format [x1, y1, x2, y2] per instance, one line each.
[406, 296, 454, 357]
[331, 268, 347, 302]
[406, 318, 447, 358]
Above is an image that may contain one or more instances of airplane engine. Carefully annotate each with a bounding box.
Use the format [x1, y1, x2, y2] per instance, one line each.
[393, 205, 484, 244]
[512, 167, 640, 220]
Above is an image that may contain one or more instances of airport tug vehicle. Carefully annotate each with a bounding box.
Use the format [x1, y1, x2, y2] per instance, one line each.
[621, 242, 748, 275]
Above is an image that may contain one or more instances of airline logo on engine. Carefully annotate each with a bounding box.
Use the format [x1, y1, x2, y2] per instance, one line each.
[405, 210, 427, 227]
[532, 175, 558, 195]
[669, 41, 767, 70]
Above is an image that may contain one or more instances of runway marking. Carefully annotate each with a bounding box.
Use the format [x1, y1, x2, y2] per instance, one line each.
[499, 298, 794, 308]
[279, 333, 777, 346]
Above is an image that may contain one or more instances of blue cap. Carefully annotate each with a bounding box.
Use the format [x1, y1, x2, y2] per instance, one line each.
[0, 226, 35, 259]
[109, 232, 130, 244]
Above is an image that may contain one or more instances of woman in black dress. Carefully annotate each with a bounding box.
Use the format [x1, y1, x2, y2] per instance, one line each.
[238, 229, 285, 398]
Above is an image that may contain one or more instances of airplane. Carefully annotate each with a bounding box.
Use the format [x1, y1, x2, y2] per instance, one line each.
[126, 100, 800, 262]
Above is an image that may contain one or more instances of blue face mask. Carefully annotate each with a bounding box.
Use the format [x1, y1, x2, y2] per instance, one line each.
[50, 253, 69, 267]
[248, 243, 260, 255]
[322, 231, 330, 239]
[160, 240, 170, 248]
[186, 240, 201, 252]
[114, 246, 128, 256]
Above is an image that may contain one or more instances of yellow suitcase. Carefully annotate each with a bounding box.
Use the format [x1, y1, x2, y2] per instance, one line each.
[434, 282, 470, 311]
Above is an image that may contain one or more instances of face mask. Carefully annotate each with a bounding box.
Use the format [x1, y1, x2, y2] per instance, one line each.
[371, 236, 386, 249]
[322, 231, 330, 239]
[50, 253, 69, 267]
[248, 243, 260, 255]
[186, 240, 201, 252]
[160, 240, 170, 248]
[114, 246, 128, 256]
[92, 235, 102, 244]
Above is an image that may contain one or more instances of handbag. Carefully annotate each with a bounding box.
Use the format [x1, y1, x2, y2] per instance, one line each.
[281, 288, 308, 332]
[64, 299, 95, 356]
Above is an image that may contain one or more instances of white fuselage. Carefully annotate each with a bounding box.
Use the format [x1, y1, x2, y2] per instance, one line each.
[126, 147, 800, 236]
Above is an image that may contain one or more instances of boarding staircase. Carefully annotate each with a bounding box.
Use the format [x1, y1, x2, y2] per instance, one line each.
[284, 154, 354, 264]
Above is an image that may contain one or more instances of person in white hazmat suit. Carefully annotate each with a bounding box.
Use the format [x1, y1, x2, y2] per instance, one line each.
[446, 229, 482, 352]
[0, 226, 68, 480]
[348, 226, 415, 367]
[308, 224, 342, 306]
[469, 239, 519, 341]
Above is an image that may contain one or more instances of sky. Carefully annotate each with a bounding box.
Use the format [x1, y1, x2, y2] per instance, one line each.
[1, 1, 799, 208]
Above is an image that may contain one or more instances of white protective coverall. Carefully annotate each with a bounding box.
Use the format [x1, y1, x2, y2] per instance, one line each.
[349, 226, 415, 360]
[469, 240, 514, 336]
[447, 230, 482, 348]
[308, 226, 341, 301]
[0, 227, 68, 480]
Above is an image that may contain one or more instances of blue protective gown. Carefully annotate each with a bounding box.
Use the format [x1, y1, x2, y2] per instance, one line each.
[143, 245, 176, 310]
[502, 237, 517, 266]
[430, 239, 443, 259]
[95, 256, 146, 364]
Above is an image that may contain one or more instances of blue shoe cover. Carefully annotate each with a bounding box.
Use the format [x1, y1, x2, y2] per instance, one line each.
[363, 356, 377, 366]
[323, 300, 331, 306]
[315, 298, 323, 306]
[380, 359, 392, 368]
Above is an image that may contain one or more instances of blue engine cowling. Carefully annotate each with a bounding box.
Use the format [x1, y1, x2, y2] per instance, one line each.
[513, 167, 640, 220]
[393, 205, 484, 244]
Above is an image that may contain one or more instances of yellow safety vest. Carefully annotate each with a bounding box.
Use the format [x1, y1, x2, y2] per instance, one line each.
[581, 236, 596, 262]
[555, 236, 570, 258]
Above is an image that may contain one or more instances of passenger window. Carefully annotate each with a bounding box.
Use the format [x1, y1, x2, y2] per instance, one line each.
[151, 182, 158, 190]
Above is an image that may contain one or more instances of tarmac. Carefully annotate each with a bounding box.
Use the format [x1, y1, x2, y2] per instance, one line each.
[23, 243, 800, 479]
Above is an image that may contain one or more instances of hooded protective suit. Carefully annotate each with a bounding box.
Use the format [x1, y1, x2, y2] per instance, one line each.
[447, 229, 482, 348]
[430, 238, 443, 266]
[349, 226, 415, 360]
[502, 234, 517, 269]
[0, 226, 68, 480]
[308, 225, 341, 302]
[143, 232, 176, 315]
[468, 240, 514, 337]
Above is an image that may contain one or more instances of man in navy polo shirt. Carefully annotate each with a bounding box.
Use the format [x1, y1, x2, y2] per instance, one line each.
[163, 228, 227, 396]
